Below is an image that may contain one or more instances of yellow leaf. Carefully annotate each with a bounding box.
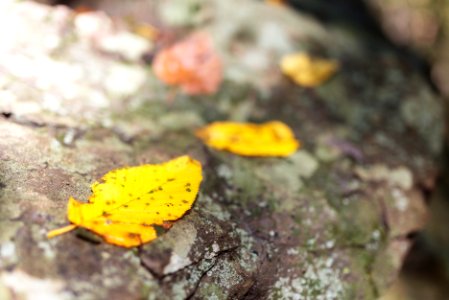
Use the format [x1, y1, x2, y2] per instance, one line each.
[133, 23, 159, 40]
[280, 53, 339, 87]
[47, 156, 203, 248]
[196, 121, 300, 157]
[265, 0, 287, 6]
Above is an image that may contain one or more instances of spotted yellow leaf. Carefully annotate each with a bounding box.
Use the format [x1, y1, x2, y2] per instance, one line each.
[280, 52, 339, 87]
[196, 121, 300, 157]
[47, 156, 202, 248]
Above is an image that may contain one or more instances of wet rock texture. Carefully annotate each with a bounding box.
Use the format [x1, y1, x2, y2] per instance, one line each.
[0, 0, 444, 299]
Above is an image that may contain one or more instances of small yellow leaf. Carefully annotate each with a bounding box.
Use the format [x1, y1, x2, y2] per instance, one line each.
[47, 156, 202, 248]
[133, 23, 159, 40]
[265, 0, 287, 6]
[280, 53, 339, 87]
[196, 121, 300, 157]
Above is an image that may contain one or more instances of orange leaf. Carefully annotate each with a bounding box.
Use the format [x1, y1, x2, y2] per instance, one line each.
[280, 53, 339, 87]
[73, 5, 95, 14]
[47, 156, 203, 248]
[196, 121, 300, 157]
[153, 32, 223, 95]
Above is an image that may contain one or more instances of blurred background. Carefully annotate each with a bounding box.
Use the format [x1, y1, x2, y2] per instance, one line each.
[39, 0, 449, 97]
[26, 0, 449, 298]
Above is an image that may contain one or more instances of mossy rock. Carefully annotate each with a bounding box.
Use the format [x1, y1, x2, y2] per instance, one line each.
[0, 0, 443, 299]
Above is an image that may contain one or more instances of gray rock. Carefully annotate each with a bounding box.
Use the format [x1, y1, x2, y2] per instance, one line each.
[0, 0, 443, 299]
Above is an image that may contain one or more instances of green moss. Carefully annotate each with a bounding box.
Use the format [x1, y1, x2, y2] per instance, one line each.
[195, 283, 226, 300]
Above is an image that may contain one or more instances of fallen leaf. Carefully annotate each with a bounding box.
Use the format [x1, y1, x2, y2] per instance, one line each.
[280, 52, 339, 87]
[47, 156, 202, 248]
[133, 23, 159, 40]
[73, 5, 95, 14]
[196, 121, 300, 157]
[153, 32, 223, 95]
[266, 0, 287, 6]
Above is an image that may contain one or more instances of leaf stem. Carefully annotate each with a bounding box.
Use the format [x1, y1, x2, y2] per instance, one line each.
[47, 224, 77, 238]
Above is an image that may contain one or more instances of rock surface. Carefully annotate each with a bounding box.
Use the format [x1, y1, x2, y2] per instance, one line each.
[0, 0, 444, 299]
[367, 0, 449, 98]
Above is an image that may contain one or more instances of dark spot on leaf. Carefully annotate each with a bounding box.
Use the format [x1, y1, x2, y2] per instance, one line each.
[182, 200, 188, 204]
[186, 188, 191, 192]
[127, 233, 139, 239]
[124, 205, 129, 208]
[156, 212, 160, 215]
[167, 178, 175, 182]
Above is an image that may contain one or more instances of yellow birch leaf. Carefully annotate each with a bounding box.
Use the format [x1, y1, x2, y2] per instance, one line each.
[195, 121, 300, 157]
[280, 52, 339, 87]
[47, 156, 202, 248]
